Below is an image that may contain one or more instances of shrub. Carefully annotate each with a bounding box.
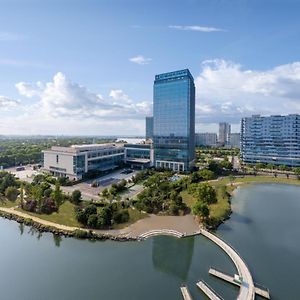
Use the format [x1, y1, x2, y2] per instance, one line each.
[87, 214, 98, 228]
[5, 186, 19, 201]
[113, 209, 129, 224]
[23, 199, 37, 212]
[40, 198, 57, 214]
[71, 190, 81, 204]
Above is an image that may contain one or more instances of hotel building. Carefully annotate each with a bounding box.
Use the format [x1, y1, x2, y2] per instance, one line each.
[153, 69, 195, 172]
[241, 114, 300, 166]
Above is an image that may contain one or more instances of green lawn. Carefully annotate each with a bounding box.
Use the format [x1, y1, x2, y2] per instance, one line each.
[212, 175, 300, 187]
[0, 197, 19, 208]
[17, 201, 81, 227]
[181, 186, 231, 222]
[112, 208, 148, 229]
[181, 175, 300, 226]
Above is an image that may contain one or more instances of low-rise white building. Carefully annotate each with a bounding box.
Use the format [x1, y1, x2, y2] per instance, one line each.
[42, 144, 124, 180]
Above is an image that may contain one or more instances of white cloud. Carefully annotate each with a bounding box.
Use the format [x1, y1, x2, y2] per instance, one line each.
[169, 25, 225, 32]
[195, 59, 300, 123]
[0, 95, 20, 110]
[15, 72, 151, 120]
[129, 55, 152, 65]
[109, 89, 132, 104]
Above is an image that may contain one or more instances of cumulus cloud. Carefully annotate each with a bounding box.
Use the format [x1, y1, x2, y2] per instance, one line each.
[169, 25, 225, 32]
[129, 55, 152, 65]
[195, 59, 300, 123]
[15, 72, 151, 120]
[0, 95, 20, 110]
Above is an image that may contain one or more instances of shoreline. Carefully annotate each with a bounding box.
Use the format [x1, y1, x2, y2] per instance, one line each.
[0, 208, 139, 242]
[1, 177, 299, 240]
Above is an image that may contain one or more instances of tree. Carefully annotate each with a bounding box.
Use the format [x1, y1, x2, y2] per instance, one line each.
[5, 186, 19, 201]
[20, 184, 24, 208]
[113, 209, 129, 224]
[40, 198, 57, 214]
[43, 188, 52, 198]
[102, 188, 109, 198]
[196, 183, 217, 204]
[192, 202, 209, 219]
[51, 182, 63, 209]
[190, 171, 201, 183]
[293, 167, 300, 179]
[87, 214, 98, 228]
[75, 209, 88, 224]
[220, 160, 233, 170]
[98, 206, 112, 226]
[71, 190, 81, 204]
[228, 175, 235, 186]
[199, 169, 215, 180]
[85, 204, 97, 216]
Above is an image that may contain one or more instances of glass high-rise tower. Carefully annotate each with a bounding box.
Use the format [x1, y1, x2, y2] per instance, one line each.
[145, 116, 154, 140]
[153, 69, 195, 172]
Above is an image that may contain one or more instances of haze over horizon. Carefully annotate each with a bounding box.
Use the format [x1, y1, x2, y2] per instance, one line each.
[1, 0, 300, 135]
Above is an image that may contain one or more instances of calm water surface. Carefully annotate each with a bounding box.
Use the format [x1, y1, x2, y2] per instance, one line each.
[0, 183, 299, 300]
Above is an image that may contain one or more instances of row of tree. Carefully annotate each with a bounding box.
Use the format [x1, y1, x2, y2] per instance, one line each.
[134, 172, 186, 215]
[75, 203, 129, 229]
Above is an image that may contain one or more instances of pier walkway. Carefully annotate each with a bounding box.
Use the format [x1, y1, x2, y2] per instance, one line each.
[180, 285, 193, 300]
[200, 228, 255, 300]
[196, 280, 223, 300]
[209, 268, 270, 299]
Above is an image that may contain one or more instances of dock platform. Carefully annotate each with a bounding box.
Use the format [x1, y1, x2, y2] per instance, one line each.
[180, 285, 193, 300]
[196, 280, 223, 300]
[209, 267, 270, 299]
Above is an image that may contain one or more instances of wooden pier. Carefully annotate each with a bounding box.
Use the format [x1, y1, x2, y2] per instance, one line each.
[180, 285, 193, 300]
[209, 267, 270, 299]
[196, 280, 224, 300]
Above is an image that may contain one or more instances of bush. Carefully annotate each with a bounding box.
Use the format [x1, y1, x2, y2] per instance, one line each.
[40, 198, 57, 214]
[75, 209, 88, 224]
[5, 186, 19, 201]
[43, 188, 53, 198]
[71, 190, 81, 204]
[23, 199, 37, 212]
[113, 209, 129, 224]
[87, 214, 98, 228]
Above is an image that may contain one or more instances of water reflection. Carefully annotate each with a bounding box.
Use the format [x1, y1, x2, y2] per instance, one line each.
[18, 223, 24, 235]
[53, 234, 62, 247]
[151, 236, 194, 281]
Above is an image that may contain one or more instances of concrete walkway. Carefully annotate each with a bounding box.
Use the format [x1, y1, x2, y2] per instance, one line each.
[200, 228, 255, 300]
[0, 206, 199, 240]
[0, 206, 78, 232]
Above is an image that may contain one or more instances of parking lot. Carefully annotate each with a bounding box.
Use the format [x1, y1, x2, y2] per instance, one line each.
[4, 165, 142, 201]
[61, 168, 140, 201]
[4, 166, 42, 183]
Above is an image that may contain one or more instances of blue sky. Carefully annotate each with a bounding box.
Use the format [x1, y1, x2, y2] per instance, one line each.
[1, 0, 300, 135]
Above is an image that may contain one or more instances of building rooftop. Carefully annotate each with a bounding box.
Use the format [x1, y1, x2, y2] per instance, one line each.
[42, 143, 124, 154]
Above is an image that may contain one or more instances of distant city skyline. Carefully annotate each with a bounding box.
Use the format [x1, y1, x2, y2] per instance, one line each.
[1, 0, 300, 135]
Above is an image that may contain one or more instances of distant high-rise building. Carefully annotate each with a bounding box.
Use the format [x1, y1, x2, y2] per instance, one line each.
[228, 133, 241, 149]
[145, 116, 153, 140]
[195, 133, 217, 147]
[219, 122, 231, 146]
[241, 114, 300, 166]
[153, 69, 195, 172]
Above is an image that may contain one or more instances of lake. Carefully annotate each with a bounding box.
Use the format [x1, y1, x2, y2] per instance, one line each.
[0, 183, 299, 299]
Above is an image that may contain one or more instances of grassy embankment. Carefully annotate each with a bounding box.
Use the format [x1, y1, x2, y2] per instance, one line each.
[181, 175, 300, 226]
[1, 198, 147, 229]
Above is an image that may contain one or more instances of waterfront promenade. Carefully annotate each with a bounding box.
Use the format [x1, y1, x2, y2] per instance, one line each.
[200, 228, 255, 300]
